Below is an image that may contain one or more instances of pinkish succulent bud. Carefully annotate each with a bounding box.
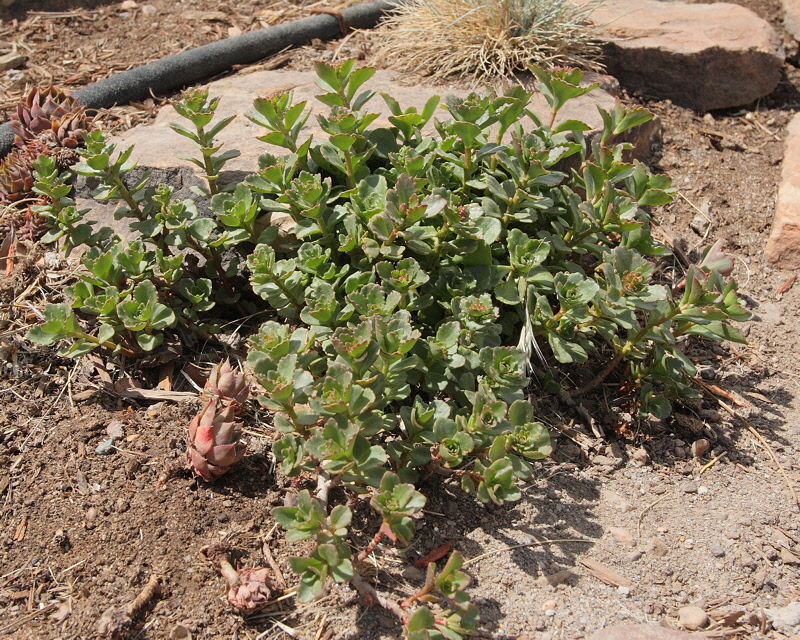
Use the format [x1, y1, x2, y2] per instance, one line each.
[203, 544, 277, 615]
[186, 397, 247, 482]
[202, 359, 250, 406]
[227, 567, 275, 614]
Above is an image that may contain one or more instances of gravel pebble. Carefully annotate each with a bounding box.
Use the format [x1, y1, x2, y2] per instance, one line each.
[401, 566, 425, 581]
[106, 419, 125, 439]
[608, 526, 636, 547]
[690, 213, 711, 235]
[690, 439, 710, 457]
[95, 438, 116, 455]
[647, 539, 667, 557]
[708, 543, 725, 557]
[766, 602, 800, 631]
[678, 605, 709, 630]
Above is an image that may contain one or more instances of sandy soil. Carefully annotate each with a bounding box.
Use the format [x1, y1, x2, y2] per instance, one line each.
[1, 1, 799, 639]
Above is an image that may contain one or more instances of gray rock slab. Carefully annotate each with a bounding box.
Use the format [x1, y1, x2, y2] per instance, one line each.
[586, 623, 701, 640]
[766, 112, 800, 268]
[579, 0, 784, 111]
[109, 68, 618, 173]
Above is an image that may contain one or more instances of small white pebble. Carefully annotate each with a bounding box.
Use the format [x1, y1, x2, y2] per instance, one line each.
[618, 586, 631, 596]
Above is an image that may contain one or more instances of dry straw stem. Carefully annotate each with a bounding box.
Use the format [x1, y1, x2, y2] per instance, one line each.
[375, 0, 604, 81]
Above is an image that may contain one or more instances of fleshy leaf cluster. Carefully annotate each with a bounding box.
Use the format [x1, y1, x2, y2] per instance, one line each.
[23, 60, 751, 638]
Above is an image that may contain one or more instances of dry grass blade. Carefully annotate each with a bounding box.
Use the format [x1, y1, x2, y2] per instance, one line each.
[637, 492, 671, 540]
[0, 602, 59, 635]
[776, 274, 796, 295]
[698, 451, 728, 475]
[375, 0, 603, 81]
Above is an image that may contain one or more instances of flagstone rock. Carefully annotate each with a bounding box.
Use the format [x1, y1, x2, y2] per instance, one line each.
[77, 68, 660, 235]
[783, 0, 800, 41]
[766, 112, 800, 268]
[105, 68, 620, 174]
[580, 0, 784, 111]
[586, 624, 698, 640]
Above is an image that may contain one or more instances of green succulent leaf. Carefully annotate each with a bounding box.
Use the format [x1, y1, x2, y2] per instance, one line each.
[28, 62, 752, 625]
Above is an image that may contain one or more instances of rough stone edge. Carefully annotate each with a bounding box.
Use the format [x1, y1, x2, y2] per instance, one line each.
[766, 113, 800, 268]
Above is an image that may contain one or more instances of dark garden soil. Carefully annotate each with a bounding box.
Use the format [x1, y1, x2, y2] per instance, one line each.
[1, 1, 800, 639]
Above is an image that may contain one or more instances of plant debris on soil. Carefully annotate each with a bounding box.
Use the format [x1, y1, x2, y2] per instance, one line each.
[1, 1, 800, 639]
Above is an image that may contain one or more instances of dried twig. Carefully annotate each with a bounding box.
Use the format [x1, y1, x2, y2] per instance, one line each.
[261, 535, 287, 589]
[96, 574, 162, 640]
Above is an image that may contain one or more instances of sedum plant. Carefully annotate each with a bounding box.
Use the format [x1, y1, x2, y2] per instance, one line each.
[25, 60, 749, 636]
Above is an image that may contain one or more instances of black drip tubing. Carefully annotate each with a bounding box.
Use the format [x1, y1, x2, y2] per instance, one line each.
[0, 0, 399, 159]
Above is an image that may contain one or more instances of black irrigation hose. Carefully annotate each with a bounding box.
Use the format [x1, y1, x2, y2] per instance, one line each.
[0, 0, 399, 159]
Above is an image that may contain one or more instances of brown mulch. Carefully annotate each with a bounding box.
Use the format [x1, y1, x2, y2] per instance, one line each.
[0, 0, 365, 132]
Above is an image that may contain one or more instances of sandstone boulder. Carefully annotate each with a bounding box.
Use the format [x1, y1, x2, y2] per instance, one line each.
[783, 0, 800, 41]
[78, 68, 653, 235]
[580, 0, 784, 111]
[766, 112, 800, 268]
[586, 623, 699, 640]
[108, 68, 619, 174]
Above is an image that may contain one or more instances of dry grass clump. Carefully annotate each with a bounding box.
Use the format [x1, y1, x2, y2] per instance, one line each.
[375, 0, 603, 81]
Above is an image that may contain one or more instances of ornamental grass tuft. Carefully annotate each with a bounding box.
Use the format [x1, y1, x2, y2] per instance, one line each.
[375, 0, 603, 81]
